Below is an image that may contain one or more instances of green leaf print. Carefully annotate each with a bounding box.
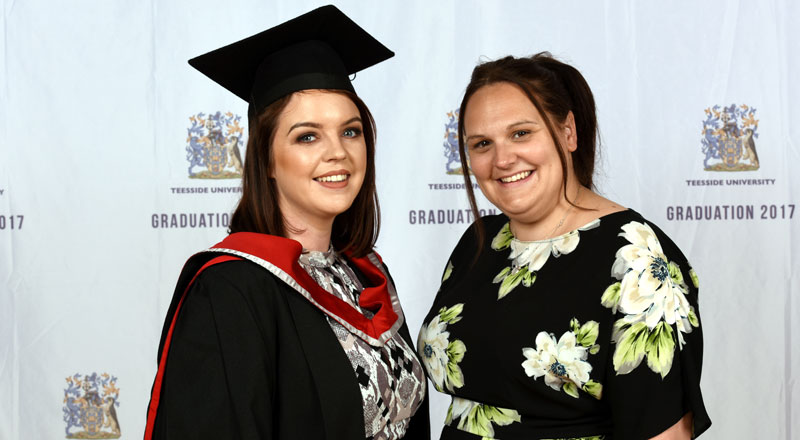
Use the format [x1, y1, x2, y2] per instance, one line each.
[446, 340, 466, 391]
[575, 321, 599, 348]
[491, 223, 513, 250]
[562, 381, 579, 398]
[447, 340, 466, 363]
[442, 261, 454, 283]
[668, 261, 684, 285]
[688, 307, 699, 327]
[439, 304, 464, 324]
[496, 266, 533, 299]
[480, 405, 521, 428]
[645, 322, 675, 378]
[689, 268, 700, 288]
[461, 403, 521, 437]
[612, 321, 649, 374]
[600, 282, 621, 311]
[521, 269, 535, 288]
[492, 267, 511, 284]
[581, 379, 603, 400]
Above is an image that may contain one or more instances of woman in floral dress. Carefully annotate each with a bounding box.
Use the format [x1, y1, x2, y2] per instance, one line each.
[417, 53, 711, 440]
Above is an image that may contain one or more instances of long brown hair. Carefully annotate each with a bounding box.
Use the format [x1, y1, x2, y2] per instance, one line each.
[458, 52, 598, 247]
[229, 90, 380, 257]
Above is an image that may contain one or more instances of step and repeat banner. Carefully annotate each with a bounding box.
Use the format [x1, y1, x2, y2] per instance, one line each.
[1, 0, 798, 439]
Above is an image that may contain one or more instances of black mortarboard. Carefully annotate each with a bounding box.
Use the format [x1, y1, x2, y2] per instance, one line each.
[188, 5, 394, 122]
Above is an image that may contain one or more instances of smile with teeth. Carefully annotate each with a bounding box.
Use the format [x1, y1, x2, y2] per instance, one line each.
[315, 174, 349, 182]
[499, 171, 532, 183]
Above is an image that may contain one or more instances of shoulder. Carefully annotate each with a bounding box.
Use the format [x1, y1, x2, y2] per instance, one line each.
[479, 213, 509, 233]
[196, 258, 277, 284]
[612, 210, 692, 267]
[445, 213, 507, 260]
[189, 258, 286, 302]
[460, 213, 508, 247]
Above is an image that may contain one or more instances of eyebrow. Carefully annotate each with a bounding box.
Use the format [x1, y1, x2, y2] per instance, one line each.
[464, 120, 538, 142]
[287, 121, 321, 135]
[286, 117, 363, 135]
[341, 117, 363, 126]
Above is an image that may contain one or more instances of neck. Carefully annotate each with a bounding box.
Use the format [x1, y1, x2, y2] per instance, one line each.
[510, 185, 583, 241]
[281, 212, 334, 252]
[285, 223, 333, 252]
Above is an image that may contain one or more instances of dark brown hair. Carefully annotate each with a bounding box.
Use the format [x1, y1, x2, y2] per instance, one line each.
[229, 90, 380, 257]
[458, 52, 598, 246]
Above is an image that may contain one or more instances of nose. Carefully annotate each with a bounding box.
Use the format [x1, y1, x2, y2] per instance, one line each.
[324, 136, 347, 161]
[493, 141, 517, 169]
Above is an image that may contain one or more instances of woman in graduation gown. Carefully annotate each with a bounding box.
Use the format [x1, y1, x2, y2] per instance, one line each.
[417, 54, 711, 439]
[144, 6, 428, 440]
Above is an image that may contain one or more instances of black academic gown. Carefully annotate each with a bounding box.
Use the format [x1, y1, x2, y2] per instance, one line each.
[144, 233, 430, 440]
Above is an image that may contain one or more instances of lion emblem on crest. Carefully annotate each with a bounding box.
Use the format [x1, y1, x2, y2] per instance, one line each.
[701, 104, 759, 171]
[186, 111, 246, 178]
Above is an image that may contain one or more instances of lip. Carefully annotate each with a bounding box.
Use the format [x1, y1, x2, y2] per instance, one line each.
[314, 169, 350, 179]
[314, 169, 351, 189]
[496, 170, 534, 186]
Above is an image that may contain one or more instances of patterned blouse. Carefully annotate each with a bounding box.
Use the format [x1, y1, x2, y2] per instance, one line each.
[417, 211, 711, 440]
[299, 247, 426, 440]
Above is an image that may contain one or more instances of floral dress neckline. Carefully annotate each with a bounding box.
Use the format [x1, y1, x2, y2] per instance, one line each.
[491, 218, 602, 299]
[508, 217, 604, 244]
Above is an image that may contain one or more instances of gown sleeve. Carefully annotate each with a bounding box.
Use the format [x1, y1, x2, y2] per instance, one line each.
[153, 262, 277, 440]
[603, 222, 712, 440]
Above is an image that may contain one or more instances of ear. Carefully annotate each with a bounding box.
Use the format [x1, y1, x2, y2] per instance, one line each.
[563, 111, 578, 152]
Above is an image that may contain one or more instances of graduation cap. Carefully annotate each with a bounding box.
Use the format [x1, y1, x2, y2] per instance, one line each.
[188, 5, 394, 122]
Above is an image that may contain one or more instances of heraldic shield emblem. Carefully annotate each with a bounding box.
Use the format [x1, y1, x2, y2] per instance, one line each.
[701, 104, 760, 171]
[63, 373, 121, 439]
[443, 109, 470, 175]
[186, 111, 246, 179]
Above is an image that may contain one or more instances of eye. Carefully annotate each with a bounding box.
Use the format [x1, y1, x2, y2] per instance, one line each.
[471, 139, 491, 150]
[297, 133, 317, 143]
[512, 130, 530, 139]
[343, 127, 363, 138]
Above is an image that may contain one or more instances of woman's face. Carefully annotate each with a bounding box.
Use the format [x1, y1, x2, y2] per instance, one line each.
[271, 90, 367, 228]
[464, 82, 576, 226]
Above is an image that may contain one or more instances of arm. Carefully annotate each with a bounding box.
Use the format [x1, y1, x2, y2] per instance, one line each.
[152, 263, 276, 439]
[603, 219, 711, 440]
[650, 413, 693, 440]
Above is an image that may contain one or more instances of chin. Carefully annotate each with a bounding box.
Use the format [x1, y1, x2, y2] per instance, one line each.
[487, 199, 530, 216]
[324, 201, 358, 217]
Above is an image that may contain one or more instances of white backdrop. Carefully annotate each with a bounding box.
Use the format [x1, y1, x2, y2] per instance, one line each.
[1, 1, 798, 439]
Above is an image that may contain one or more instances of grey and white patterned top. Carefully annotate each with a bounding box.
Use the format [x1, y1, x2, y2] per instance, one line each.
[299, 247, 426, 440]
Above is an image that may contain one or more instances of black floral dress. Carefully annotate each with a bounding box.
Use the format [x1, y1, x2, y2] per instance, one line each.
[418, 211, 711, 440]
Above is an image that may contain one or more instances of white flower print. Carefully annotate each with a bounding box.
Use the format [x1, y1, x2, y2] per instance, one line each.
[418, 304, 466, 392]
[604, 221, 700, 377]
[521, 319, 602, 399]
[418, 315, 449, 390]
[492, 220, 600, 299]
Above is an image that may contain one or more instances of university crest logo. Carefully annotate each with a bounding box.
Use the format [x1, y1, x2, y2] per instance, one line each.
[701, 104, 760, 171]
[63, 373, 121, 439]
[443, 109, 468, 175]
[186, 111, 246, 179]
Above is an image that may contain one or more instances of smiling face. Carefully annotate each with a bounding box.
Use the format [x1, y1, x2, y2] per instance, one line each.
[270, 90, 367, 229]
[464, 82, 577, 231]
